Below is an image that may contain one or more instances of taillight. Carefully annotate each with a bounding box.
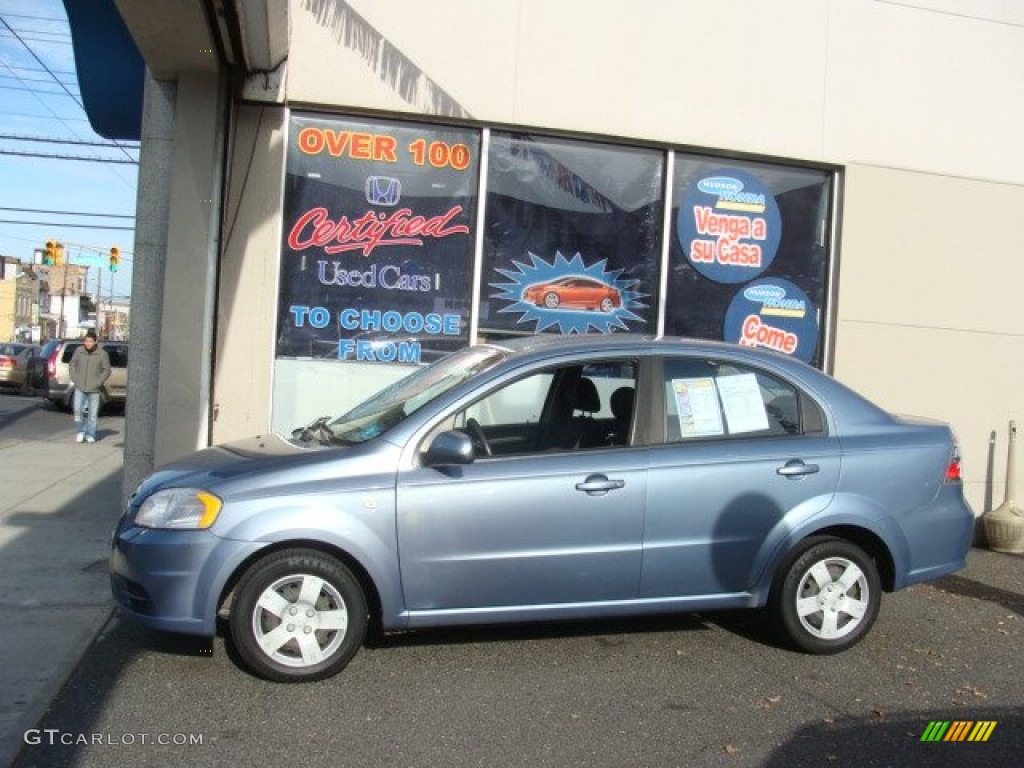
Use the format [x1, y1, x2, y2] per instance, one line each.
[47, 348, 59, 377]
[946, 441, 962, 483]
[0, 356, 13, 369]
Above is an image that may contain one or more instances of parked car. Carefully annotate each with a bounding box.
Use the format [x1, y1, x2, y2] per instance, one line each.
[22, 339, 59, 396]
[523, 276, 622, 311]
[44, 339, 129, 410]
[0, 342, 41, 393]
[111, 334, 972, 682]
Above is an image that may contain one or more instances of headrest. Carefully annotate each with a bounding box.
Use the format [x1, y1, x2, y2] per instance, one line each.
[574, 377, 600, 413]
[610, 386, 634, 421]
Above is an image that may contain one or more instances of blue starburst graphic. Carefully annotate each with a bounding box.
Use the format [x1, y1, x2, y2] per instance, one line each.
[490, 252, 646, 334]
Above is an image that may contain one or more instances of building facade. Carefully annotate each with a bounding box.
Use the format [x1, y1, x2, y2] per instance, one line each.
[99, 0, 1023, 515]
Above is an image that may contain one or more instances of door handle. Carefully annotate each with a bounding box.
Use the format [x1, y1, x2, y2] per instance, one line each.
[575, 474, 626, 495]
[777, 460, 820, 478]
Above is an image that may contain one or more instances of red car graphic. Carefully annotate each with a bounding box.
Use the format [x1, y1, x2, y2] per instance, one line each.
[523, 276, 622, 312]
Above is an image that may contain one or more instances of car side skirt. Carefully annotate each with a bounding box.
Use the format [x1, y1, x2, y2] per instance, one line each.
[396, 593, 760, 629]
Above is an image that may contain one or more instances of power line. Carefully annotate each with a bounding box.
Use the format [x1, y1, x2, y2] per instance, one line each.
[0, 206, 134, 218]
[0, 17, 136, 166]
[0, 149, 137, 164]
[0, 218, 135, 230]
[0, 12, 67, 23]
[0, 63, 77, 76]
[0, 133, 138, 149]
[0, 32, 71, 45]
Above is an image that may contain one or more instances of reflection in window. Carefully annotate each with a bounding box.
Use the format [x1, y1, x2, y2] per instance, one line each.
[481, 133, 664, 338]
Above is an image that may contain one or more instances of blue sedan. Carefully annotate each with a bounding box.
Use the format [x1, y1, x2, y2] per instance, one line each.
[110, 334, 973, 682]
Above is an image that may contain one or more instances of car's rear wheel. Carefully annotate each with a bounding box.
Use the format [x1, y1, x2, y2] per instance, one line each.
[229, 549, 368, 682]
[599, 297, 614, 312]
[771, 537, 880, 654]
[543, 292, 560, 308]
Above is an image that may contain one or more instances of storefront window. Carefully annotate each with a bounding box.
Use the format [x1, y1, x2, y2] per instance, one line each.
[667, 156, 832, 366]
[277, 112, 480, 363]
[270, 114, 837, 434]
[272, 113, 480, 433]
[480, 133, 664, 338]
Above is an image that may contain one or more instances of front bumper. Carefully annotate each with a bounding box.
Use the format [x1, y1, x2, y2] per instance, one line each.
[110, 523, 266, 636]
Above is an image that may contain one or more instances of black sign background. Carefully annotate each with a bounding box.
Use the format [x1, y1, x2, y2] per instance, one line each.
[276, 113, 479, 361]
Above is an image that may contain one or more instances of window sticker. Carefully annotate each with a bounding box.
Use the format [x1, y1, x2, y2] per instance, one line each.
[716, 373, 770, 434]
[672, 377, 724, 438]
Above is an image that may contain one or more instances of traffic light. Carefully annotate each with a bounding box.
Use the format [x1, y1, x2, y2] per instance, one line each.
[53, 242, 65, 267]
[44, 240, 55, 265]
[109, 246, 120, 272]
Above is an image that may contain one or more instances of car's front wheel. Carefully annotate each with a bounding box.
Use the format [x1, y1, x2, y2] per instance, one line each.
[229, 548, 368, 682]
[543, 292, 560, 308]
[771, 537, 881, 654]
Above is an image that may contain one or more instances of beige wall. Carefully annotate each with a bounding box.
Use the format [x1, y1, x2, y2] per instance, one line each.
[196, 0, 1024, 512]
[210, 104, 287, 445]
[290, 0, 1024, 180]
[0, 280, 13, 340]
[835, 165, 1024, 513]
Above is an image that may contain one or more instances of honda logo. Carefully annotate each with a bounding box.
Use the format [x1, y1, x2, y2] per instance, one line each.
[365, 176, 402, 206]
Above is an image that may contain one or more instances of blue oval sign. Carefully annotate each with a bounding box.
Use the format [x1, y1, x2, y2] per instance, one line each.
[723, 278, 818, 363]
[677, 168, 782, 284]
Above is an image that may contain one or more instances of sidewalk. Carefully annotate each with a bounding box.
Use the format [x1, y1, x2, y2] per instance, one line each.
[0, 430, 123, 768]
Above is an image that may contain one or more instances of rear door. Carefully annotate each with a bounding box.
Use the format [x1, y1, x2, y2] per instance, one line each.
[102, 344, 128, 399]
[640, 355, 841, 598]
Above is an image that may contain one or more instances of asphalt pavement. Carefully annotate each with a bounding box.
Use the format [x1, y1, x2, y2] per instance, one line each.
[0, 398, 123, 768]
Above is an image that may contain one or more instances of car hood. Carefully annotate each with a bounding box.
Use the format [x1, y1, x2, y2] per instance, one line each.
[131, 433, 366, 502]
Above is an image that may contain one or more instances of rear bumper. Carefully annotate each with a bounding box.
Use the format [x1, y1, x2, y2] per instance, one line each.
[48, 379, 126, 406]
[897, 485, 974, 589]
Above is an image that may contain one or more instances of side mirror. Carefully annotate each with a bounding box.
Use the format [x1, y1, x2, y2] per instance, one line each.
[424, 429, 475, 466]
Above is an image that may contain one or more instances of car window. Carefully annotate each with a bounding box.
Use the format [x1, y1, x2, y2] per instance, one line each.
[452, 359, 638, 456]
[662, 357, 815, 442]
[327, 346, 507, 444]
[104, 346, 128, 367]
[60, 343, 81, 363]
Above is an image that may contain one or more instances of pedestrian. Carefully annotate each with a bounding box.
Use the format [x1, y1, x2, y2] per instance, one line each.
[69, 331, 111, 443]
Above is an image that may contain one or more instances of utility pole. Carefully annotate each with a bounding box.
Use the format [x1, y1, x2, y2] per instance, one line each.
[96, 261, 103, 337]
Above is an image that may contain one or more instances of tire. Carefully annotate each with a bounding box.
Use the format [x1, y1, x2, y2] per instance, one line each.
[543, 292, 560, 309]
[599, 297, 614, 312]
[229, 549, 368, 683]
[770, 537, 881, 654]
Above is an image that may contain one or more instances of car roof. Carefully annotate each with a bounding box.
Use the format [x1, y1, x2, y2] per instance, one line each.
[488, 333, 787, 363]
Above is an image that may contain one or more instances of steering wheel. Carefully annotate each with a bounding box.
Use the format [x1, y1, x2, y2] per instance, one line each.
[464, 417, 492, 457]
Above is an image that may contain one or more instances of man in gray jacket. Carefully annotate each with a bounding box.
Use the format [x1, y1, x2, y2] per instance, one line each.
[69, 331, 111, 443]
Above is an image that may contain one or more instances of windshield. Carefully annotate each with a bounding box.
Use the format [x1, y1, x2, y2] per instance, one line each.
[326, 345, 508, 444]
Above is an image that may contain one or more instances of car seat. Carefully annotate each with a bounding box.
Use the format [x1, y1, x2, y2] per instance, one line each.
[546, 377, 602, 450]
[607, 386, 635, 445]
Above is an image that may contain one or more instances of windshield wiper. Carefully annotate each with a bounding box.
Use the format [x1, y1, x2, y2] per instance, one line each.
[291, 416, 336, 444]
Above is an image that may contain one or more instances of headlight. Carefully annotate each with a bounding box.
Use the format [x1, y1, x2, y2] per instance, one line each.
[135, 488, 223, 529]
